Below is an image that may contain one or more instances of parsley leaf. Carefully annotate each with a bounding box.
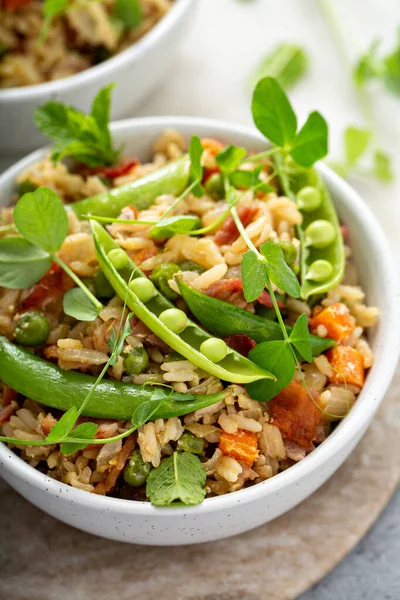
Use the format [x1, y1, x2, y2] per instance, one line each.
[14, 187, 68, 254]
[252, 43, 308, 90]
[289, 314, 312, 363]
[252, 77, 297, 147]
[146, 451, 206, 506]
[246, 340, 295, 402]
[34, 85, 120, 167]
[0, 238, 52, 290]
[260, 241, 300, 298]
[241, 250, 267, 302]
[63, 288, 101, 322]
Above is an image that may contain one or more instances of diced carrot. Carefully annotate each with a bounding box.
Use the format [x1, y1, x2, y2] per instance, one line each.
[200, 138, 224, 155]
[133, 246, 158, 268]
[268, 381, 321, 447]
[219, 430, 259, 466]
[310, 302, 355, 342]
[327, 346, 365, 388]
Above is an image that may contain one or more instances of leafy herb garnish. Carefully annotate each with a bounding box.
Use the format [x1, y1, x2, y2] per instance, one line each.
[251, 43, 308, 90]
[146, 451, 206, 506]
[34, 85, 120, 167]
[114, 0, 142, 28]
[39, 0, 69, 44]
[0, 238, 52, 289]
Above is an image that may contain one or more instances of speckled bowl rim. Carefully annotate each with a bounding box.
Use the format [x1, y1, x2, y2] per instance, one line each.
[0, 0, 194, 101]
[1, 116, 399, 518]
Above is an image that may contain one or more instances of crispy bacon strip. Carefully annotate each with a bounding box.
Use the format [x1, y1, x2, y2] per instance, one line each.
[205, 278, 284, 309]
[219, 430, 259, 466]
[214, 206, 259, 246]
[224, 334, 256, 357]
[93, 435, 136, 495]
[268, 381, 321, 447]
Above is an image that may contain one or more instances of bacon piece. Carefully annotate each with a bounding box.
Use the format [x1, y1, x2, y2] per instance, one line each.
[224, 334, 256, 357]
[2, 0, 32, 10]
[40, 413, 57, 435]
[327, 346, 365, 388]
[19, 262, 74, 312]
[340, 224, 349, 241]
[2, 384, 17, 407]
[93, 435, 135, 495]
[91, 159, 139, 179]
[205, 278, 284, 309]
[0, 401, 18, 424]
[310, 302, 355, 342]
[268, 381, 321, 447]
[219, 430, 259, 466]
[214, 206, 259, 246]
[133, 247, 158, 268]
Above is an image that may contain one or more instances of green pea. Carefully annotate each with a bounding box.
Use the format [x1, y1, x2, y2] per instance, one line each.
[94, 270, 115, 299]
[123, 346, 149, 376]
[296, 186, 322, 212]
[150, 262, 181, 300]
[159, 308, 188, 333]
[275, 240, 297, 266]
[123, 449, 152, 487]
[177, 260, 206, 274]
[177, 432, 205, 455]
[205, 173, 224, 200]
[108, 248, 128, 270]
[129, 278, 155, 303]
[14, 311, 50, 346]
[305, 220, 336, 248]
[305, 259, 334, 282]
[18, 180, 37, 196]
[200, 337, 227, 363]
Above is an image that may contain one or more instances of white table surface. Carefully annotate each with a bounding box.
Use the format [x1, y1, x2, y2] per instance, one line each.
[1, 0, 399, 596]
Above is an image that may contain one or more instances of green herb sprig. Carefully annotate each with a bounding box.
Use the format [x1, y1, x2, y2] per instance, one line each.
[251, 43, 308, 90]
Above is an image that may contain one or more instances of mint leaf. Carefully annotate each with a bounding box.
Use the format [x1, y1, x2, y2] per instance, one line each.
[0, 238, 52, 289]
[63, 288, 100, 322]
[252, 44, 308, 90]
[150, 215, 202, 239]
[260, 241, 300, 298]
[114, 0, 142, 28]
[290, 111, 328, 167]
[60, 422, 97, 455]
[216, 145, 247, 173]
[246, 340, 294, 402]
[146, 451, 206, 506]
[344, 126, 371, 164]
[14, 187, 68, 254]
[373, 149, 393, 182]
[251, 77, 297, 147]
[289, 314, 312, 362]
[241, 250, 267, 302]
[45, 407, 78, 443]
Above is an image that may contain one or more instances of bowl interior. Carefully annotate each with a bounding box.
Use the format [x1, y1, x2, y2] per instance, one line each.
[0, 116, 399, 514]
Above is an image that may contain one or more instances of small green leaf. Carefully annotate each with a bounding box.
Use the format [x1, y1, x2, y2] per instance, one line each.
[131, 401, 153, 429]
[189, 135, 204, 182]
[289, 313, 312, 362]
[260, 241, 300, 297]
[230, 166, 273, 193]
[290, 111, 328, 167]
[91, 84, 114, 150]
[246, 341, 295, 402]
[382, 41, 400, 95]
[252, 43, 308, 90]
[0, 238, 52, 289]
[241, 250, 267, 302]
[114, 0, 142, 28]
[150, 215, 202, 239]
[14, 187, 68, 253]
[45, 407, 78, 443]
[344, 126, 371, 164]
[216, 145, 247, 173]
[63, 288, 100, 322]
[373, 149, 393, 182]
[60, 422, 98, 455]
[39, 0, 69, 43]
[353, 39, 381, 87]
[251, 76, 297, 147]
[146, 451, 206, 506]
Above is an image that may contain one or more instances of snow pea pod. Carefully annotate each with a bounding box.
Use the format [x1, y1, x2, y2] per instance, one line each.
[177, 279, 336, 357]
[68, 156, 190, 219]
[0, 336, 225, 421]
[275, 153, 345, 300]
[91, 221, 274, 384]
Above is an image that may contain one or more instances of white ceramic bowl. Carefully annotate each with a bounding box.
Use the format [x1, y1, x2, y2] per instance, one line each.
[0, 0, 195, 156]
[0, 117, 399, 546]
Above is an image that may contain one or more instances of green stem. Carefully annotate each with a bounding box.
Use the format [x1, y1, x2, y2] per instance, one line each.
[244, 147, 280, 163]
[53, 255, 103, 312]
[83, 215, 156, 226]
[160, 179, 199, 219]
[230, 206, 258, 253]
